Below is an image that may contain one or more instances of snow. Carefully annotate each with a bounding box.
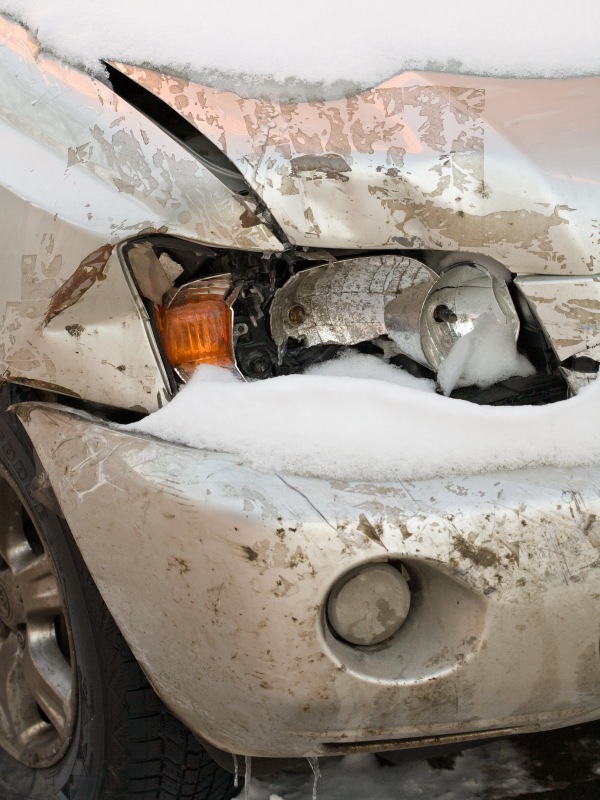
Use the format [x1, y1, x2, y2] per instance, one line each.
[2, 1, 600, 99]
[306, 351, 436, 393]
[235, 744, 543, 800]
[126, 357, 600, 483]
[6, 0, 600, 483]
[436, 314, 535, 396]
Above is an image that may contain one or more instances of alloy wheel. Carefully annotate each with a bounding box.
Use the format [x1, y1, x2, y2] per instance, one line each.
[0, 469, 76, 768]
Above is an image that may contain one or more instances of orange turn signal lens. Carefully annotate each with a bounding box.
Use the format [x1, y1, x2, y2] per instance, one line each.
[155, 278, 235, 374]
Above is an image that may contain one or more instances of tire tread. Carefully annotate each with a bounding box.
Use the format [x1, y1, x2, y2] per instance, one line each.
[0, 384, 239, 800]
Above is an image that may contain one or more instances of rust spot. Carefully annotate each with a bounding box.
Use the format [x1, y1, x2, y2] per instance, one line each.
[475, 180, 491, 199]
[8, 375, 81, 398]
[167, 556, 190, 575]
[43, 244, 114, 327]
[583, 513, 597, 534]
[239, 208, 262, 228]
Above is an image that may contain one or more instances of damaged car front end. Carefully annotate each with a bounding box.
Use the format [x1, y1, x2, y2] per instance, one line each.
[1, 14, 600, 799]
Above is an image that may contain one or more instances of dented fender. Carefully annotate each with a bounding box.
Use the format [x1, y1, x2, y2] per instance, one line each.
[14, 402, 600, 757]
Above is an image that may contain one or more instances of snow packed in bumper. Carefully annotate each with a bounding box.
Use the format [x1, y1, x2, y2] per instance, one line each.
[13, 402, 600, 757]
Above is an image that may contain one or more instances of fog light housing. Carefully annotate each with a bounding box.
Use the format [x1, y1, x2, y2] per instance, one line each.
[327, 563, 411, 646]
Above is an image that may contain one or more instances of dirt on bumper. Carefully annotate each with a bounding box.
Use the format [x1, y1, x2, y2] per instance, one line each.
[13, 402, 600, 758]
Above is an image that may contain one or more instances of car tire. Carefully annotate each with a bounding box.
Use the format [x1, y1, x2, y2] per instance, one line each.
[0, 386, 241, 800]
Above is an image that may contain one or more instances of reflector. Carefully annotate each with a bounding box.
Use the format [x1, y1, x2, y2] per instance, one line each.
[155, 276, 234, 377]
[420, 263, 520, 371]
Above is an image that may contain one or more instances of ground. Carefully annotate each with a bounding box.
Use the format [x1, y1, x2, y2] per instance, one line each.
[237, 721, 600, 799]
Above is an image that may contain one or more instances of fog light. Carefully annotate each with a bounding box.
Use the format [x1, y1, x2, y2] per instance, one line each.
[327, 563, 411, 646]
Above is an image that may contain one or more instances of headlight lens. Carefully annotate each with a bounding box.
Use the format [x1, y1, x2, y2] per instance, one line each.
[420, 262, 520, 371]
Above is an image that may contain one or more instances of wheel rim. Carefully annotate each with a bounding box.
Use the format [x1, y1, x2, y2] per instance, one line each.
[0, 469, 76, 768]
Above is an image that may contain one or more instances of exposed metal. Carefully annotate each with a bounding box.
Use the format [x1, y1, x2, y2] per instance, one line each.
[559, 365, 599, 395]
[0, 467, 76, 767]
[115, 62, 600, 276]
[15, 403, 600, 757]
[515, 274, 600, 394]
[128, 243, 184, 305]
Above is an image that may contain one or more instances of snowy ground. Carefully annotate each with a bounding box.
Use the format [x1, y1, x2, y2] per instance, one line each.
[234, 723, 600, 800]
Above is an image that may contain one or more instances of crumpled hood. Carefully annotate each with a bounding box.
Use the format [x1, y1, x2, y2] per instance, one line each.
[115, 64, 600, 276]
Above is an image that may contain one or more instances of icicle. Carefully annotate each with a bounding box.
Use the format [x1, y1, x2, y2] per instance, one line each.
[232, 754, 239, 789]
[307, 756, 321, 800]
[244, 755, 252, 800]
[277, 339, 288, 366]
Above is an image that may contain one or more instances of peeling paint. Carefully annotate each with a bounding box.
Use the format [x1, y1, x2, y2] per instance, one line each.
[116, 63, 600, 273]
[65, 323, 85, 338]
[43, 244, 113, 326]
[357, 513, 388, 551]
[516, 275, 600, 362]
[290, 154, 352, 181]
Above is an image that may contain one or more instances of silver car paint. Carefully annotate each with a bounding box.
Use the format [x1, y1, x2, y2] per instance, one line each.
[2, 13, 600, 760]
[16, 402, 600, 757]
[116, 63, 600, 276]
[0, 17, 283, 410]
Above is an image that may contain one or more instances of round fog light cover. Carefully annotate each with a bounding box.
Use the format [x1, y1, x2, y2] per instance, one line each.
[327, 563, 411, 646]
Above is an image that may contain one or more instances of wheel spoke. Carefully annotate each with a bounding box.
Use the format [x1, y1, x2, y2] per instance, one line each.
[0, 471, 76, 767]
[23, 624, 74, 744]
[0, 632, 24, 744]
[0, 481, 32, 571]
[16, 552, 63, 617]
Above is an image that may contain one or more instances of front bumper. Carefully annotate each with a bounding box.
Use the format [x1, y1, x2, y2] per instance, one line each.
[15, 403, 600, 758]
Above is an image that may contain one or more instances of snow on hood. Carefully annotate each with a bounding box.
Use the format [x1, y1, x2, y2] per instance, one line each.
[2, 1, 600, 96]
[4, 4, 600, 267]
[126, 356, 600, 483]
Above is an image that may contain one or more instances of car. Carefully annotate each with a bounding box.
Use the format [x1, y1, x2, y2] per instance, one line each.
[1, 11, 600, 800]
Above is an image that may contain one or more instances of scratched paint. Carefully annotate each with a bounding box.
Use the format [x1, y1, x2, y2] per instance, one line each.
[15, 402, 600, 757]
